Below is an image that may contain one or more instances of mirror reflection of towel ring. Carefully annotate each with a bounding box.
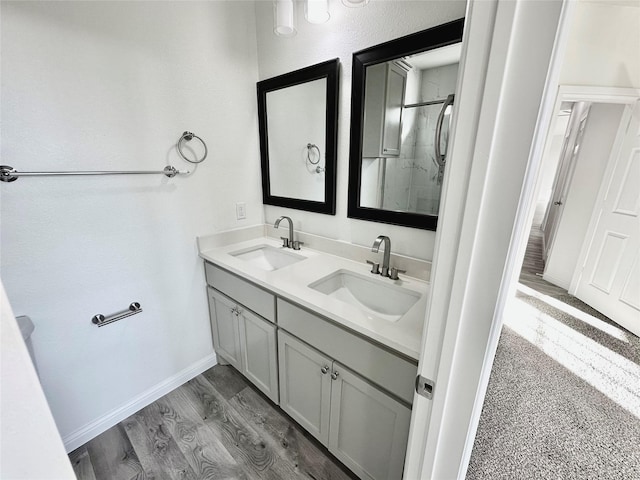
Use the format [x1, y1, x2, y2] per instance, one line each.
[177, 131, 208, 164]
[306, 143, 321, 165]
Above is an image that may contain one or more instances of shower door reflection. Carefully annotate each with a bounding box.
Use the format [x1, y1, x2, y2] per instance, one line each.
[360, 61, 458, 216]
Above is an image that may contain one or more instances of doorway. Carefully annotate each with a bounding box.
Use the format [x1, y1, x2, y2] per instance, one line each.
[466, 91, 640, 478]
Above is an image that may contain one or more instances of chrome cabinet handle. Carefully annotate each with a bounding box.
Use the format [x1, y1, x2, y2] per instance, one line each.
[331, 371, 339, 380]
[554, 201, 563, 206]
[321, 365, 329, 374]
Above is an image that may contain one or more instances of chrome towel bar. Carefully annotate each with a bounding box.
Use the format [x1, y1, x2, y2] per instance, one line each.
[0, 165, 188, 182]
[92, 302, 142, 327]
[0, 130, 208, 183]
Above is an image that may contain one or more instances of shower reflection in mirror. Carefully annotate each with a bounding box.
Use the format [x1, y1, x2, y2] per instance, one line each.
[360, 43, 460, 216]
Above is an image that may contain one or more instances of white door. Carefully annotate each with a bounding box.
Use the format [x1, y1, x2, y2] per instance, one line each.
[574, 102, 640, 337]
[543, 102, 590, 260]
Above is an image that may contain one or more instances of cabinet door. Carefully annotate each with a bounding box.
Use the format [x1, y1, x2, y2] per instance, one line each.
[362, 63, 387, 158]
[381, 63, 406, 156]
[278, 331, 332, 445]
[238, 308, 279, 403]
[207, 288, 242, 371]
[328, 363, 411, 480]
[362, 62, 406, 158]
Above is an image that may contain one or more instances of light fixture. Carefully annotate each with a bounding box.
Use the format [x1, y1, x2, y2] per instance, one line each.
[305, 0, 330, 24]
[342, 0, 369, 7]
[274, 0, 297, 37]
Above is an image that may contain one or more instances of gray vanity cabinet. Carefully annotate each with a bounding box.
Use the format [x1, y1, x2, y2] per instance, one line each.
[208, 287, 243, 371]
[329, 363, 411, 480]
[207, 287, 278, 403]
[239, 307, 278, 403]
[278, 330, 411, 480]
[205, 262, 415, 480]
[278, 331, 332, 445]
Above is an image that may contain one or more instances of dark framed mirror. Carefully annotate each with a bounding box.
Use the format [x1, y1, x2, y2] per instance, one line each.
[258, 59, 339, 215]
[347, 19, 464, 230]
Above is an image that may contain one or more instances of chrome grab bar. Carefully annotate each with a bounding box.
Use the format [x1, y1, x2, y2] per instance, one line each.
[92, 302, 142, 327]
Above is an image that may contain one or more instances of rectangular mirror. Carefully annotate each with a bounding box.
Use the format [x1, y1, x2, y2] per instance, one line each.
[258, 59, 339, 215]
[347, 19, 464, 230]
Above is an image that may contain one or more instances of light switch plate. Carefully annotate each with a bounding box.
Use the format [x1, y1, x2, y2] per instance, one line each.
[236, 202, 246, 220]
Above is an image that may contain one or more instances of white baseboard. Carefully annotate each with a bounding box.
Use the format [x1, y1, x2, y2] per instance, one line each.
[62, 353, 218, 452]
[541, 272, 569, 290]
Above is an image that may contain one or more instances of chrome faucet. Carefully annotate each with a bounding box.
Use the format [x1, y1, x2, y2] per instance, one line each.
[371, 235, 391, 277]
[274, 215, 303, 250]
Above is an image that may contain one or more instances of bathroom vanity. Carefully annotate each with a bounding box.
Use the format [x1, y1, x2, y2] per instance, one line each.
[198, 227, 429, 480]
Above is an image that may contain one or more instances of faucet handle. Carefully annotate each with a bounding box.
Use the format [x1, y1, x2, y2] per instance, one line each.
[366, 260, 380, 275]
[280, 237, 290, 248]
[292, 240, 304, 251]
[389, 267, 406, 280]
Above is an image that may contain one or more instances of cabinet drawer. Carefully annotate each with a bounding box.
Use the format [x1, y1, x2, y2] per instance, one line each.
[205, 262, 275, 322]
[277, 299, 417, 405]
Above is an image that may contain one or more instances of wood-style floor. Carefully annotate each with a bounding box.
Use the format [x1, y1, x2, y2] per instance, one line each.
[69, 366, 356, 480]
[518, 202, 568, 297]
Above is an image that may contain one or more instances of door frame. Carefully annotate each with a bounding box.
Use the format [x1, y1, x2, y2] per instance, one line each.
[568, 95, 640, 294]
[404, 0, 572, 478]
[544, 88, 640, 286]
[405, 0, 640, 476]
[542, 100, 590, 263]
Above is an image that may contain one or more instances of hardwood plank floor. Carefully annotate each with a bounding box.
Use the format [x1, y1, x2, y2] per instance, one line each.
[82, 424, 148, 480]
[69, 446, 97, 480]
[518, 202, 568, 298]
[229, 386, 354, 480]
[158, 388, 246, 479]
[122, 402, 198, 480]
[71, 366, 354, 480]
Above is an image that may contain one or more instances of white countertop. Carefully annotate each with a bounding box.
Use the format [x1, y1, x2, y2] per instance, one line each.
[199, 235, 429, 360]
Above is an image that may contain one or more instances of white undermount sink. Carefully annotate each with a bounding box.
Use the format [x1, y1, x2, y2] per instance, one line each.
[230, 244, 305, 271]
[308, 269, 421, 322]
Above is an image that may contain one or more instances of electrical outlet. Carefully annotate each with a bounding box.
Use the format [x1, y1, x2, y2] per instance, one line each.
[236, 202, 247, 220]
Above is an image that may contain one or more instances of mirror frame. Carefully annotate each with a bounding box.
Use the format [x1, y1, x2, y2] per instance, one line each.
[347, 19, 464, 230]
[257, 58, 339, 215]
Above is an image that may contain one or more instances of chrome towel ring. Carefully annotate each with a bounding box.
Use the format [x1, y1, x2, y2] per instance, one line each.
[306, 143, 324, 173]
[177, 131, 208, 164]
[306, 143, 321, 165]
